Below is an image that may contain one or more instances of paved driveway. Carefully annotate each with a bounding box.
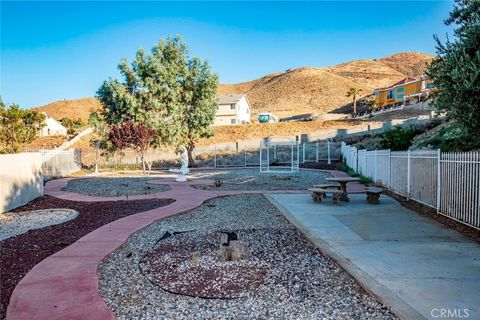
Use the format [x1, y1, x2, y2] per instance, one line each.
[268, 193, 480, 320]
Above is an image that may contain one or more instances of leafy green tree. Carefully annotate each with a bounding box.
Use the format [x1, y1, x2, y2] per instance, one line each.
[179, 57, 219, 166]
[0, 99, 46, 153]
[96, 36, 218, 167]
[60, 117, 86, 135]
[427, 0, 480, 138]
[346, 88, 363, 114]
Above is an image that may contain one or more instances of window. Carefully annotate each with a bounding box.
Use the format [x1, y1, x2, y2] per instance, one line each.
[230, 104, 236, 110]
[231, 119, 237, 124]
[375, 91, 380, 96]
[397, 94, 404, 99]
[388, 90, 394, 99]
[396, 87, 404, 92]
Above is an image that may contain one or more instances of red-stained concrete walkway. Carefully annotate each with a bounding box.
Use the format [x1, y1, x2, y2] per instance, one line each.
[7, 170, 363, 320]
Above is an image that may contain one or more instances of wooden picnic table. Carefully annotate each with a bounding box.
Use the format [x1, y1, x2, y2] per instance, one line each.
[325, 177, 361, 201]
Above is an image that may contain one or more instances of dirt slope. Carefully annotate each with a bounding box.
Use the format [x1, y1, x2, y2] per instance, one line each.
[32, 52, 434, 121]
[219, 52, 434, 118]
[34, 98, 101, 122]
[378, 52, 434, 79]
[219, 68, 372, 118]
[326, 59, 405, 90]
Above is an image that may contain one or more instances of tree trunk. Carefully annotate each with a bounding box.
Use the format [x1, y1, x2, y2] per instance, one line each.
[140, 155, 147, 175]
[353, 98, 357, 114]
[187, 144, 195, 168]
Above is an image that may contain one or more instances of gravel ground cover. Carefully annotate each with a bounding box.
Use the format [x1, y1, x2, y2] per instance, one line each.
[62, 177, 171, 197]
[99, 194, 397, 319]
[0, 209, 78, 241]
[0, 196, 174, 319]
[190, 169, 329, 190]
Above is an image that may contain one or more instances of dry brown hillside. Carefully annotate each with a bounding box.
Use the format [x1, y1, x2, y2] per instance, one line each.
[33, 52, 434, 121]
[34, 97, 101, 122]
[219, 68, 372, 118]
[326, 59, 405, 90]
[219, 52, 434, 118]
[378, 52, 434, 79]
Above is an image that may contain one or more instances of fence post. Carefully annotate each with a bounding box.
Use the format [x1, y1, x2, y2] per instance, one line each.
[291, 143, 294, 172]
[267, 144, 270, 171]
[327, 140, 331, 164]
[297, 142, 300, 170]
[316, 140, 319, 162]
[407, 150, 411, 199]
[244, 145, 247, 167]
[436, 149, 441, 211]
[388, 149, 391, 189]
[302, 143, 306, 163]
[259, 142, 262, 171]
[214, 147, 217, 168]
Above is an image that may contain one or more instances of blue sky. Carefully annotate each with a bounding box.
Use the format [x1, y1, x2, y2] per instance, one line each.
[1, 1, 453, 108]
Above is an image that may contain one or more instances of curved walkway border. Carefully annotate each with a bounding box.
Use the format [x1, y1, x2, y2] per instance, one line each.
[7, 169, 363, 320]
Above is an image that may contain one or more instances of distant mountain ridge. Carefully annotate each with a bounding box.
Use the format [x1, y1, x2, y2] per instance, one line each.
[34, 52, 434, 120]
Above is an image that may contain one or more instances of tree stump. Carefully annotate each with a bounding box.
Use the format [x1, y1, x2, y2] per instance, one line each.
[191, 251, 201, 265]
[217, 232, 248, 261]
[229, 240, 249, 260]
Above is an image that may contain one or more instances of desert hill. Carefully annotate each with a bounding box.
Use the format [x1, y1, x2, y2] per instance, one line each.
[325, 59, 406, 89]
[378, 52, 434, 79]
[34, 97, 101, 121]
[33, 52, 434, 121]
[219, 67, 373, 118]
[219, 52, 434, 118]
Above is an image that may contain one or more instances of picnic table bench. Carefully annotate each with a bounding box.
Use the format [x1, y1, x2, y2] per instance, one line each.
[365, 187, 383, 204]
[325, 177, 361, 201]
[313, 183, 341, 197]
[308, 188, 343, 204]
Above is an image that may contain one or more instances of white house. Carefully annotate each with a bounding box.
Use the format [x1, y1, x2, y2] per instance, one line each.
[214, 94, 251, 126]
[39, 113, 68, 137]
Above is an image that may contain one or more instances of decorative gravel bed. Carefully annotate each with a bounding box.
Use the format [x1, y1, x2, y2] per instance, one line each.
[99, 194, 397, 319]
[0, 209, 78, 241]
[0, 196, 174, 319]
[190, 169, 329, 190]
[62, 177, 171, 197]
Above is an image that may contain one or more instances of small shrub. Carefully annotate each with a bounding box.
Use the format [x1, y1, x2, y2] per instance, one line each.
[380, 126, 417, 151]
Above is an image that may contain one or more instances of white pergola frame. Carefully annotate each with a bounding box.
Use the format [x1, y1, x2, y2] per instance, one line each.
[259, 137, 300, 173]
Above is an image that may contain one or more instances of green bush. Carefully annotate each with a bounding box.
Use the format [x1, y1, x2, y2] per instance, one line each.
[380, 126, 417, 151]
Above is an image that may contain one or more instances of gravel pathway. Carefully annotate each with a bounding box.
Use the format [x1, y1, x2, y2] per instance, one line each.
[0, 209, 78, 241]
[99, 194, 397, 319]
[190, 169, 329, 190]
[62, 177, 170, 197]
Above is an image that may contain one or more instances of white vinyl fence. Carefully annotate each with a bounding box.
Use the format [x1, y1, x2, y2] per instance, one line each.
[341, 142, 480, 229]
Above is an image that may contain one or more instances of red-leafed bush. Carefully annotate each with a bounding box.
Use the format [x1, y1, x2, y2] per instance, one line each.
[109, 122, 156, 174]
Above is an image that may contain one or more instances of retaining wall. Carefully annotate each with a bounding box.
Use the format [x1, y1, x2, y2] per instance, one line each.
[0, 152, 43, 213]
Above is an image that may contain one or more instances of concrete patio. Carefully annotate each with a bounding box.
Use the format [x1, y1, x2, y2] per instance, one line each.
[268, 193, 480, 320]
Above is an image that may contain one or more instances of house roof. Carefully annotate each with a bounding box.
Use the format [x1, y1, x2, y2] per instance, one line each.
[217, 94, 245, 105]
[375, 77, 420, 91]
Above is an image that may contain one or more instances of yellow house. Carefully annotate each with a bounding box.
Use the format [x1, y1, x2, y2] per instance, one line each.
[374, 77, 436, 108]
